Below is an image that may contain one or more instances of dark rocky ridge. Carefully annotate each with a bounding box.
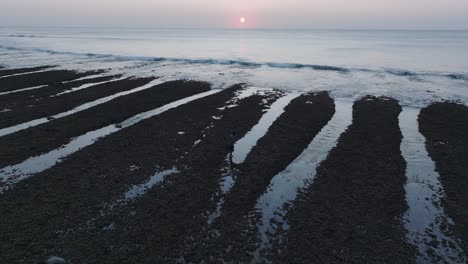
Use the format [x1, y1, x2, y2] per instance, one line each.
[0, 77, 155, 128]
[274, 96, 416, 264]
[0, 69, 102, 92]
[0, 75, 118, 110]
[0, 85, 278, 263]
[0, 80, 210, 168]
[419, 102, 468, 256]
[182, 92, 336, 263]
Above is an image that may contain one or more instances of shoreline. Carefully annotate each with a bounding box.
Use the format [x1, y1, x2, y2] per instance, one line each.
[0, 66, 467, 263]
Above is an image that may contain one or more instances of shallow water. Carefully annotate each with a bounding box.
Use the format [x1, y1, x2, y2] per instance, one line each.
[0, 68, 53, 79]
[232, 93, 299, 164]
[0, 90, 221, 193]
[0, 84, 47, 96]
[251, 99, 353, 260]
[0, 125, 118, 193]
[123, 168, 178, 201]
[54, 76, 125, 96]
[399, 107, 466, 263]
[1, 28, 467, 107]
[61, 73, 106, 83]
[207, 156, 235, 226]
[0, 28, 467, 262]
[0, 74, 121, 97]
[206, 87, 281, 225]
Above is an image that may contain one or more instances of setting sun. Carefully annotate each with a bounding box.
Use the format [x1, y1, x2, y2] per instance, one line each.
[1, 0, 468, 263]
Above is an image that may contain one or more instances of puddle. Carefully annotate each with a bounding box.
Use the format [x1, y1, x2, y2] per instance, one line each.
[68, 168, 178, 235]
[0, 126, 118, 193]
[0, 69, 52, 79]
[232, 93, 300, 164]
[0, 89, 221, 193]
[129, 165, 140, 172]
[0, 84, 48, 96]
[400, 107, 466, 263]
[206, 89, 284, 225]
[0, 79, 164, 137]
[207, 199, 224, 226]
[54, 76, 126, 96]
[219, 169, 235, 194]
[251, 99, 353, 261]
[206, 154, 237, 226]
[123, 168, 177, 201]
[193, 86, 276, 149]
[61, 73, 110, 84]
[0, 75, 119, 97]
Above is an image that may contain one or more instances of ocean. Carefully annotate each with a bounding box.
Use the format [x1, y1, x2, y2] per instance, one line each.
[1, 28, 468, 263]
[1, 27, 467, 107]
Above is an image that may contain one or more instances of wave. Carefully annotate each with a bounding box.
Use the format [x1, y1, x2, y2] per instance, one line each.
[7, 34, 46, 38]
[446, 74, 468, 81]
[383, 67, 468, 81]
[0, 45, 466, 80]
[383, 68, 468, 81]
[0, 45, 350, 73]
[384, 69, 417, 76]
[265, 62, 348, 72]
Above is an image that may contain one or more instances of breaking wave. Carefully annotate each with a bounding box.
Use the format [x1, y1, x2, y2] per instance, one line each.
[446, 74, 468, 81]
[7, 34, 46, 38]
[0, 45, 467, 80]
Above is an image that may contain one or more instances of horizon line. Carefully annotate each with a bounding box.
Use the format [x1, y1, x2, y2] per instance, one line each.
[0, 25, 467, 31]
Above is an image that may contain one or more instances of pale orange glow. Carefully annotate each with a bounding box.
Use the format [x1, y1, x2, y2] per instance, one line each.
[240, 17, 245, 23]
[2, 0, 467, 29]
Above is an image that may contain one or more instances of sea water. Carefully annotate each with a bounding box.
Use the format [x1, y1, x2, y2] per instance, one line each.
[0, 27, 467, 106]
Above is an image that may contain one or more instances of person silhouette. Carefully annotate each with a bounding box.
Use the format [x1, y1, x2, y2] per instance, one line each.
[227, 131, 236, 169]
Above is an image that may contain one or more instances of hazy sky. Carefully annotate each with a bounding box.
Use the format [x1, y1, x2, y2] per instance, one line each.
[1, 0, 468, 29]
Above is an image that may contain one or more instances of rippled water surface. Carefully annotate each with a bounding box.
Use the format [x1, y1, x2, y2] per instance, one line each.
[1, 28, 467, 106]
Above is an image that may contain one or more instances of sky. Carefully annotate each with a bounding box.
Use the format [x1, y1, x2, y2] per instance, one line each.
[1, 0, 468, 29]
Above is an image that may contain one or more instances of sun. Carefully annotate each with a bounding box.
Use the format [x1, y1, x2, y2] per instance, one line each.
[240, 17, 246, 23]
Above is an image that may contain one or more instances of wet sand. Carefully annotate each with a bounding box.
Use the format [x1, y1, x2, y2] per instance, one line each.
[0, 66, 467, 263]
[419, 102, 468, 256]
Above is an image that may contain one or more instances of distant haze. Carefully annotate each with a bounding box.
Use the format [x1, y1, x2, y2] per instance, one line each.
[1, 0, 468, 29]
